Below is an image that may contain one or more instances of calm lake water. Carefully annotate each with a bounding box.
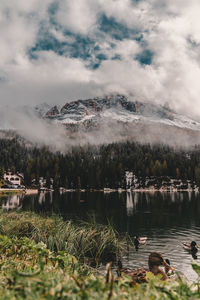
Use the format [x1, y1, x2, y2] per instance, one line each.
[1, 191, 200, 281]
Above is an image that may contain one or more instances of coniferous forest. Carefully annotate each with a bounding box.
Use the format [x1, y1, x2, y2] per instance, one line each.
[1, 138, 200, 189]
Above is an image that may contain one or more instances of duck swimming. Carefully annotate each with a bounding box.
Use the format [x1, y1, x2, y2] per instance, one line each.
[118, 252, 174, 284]
[134, 235, 147, 249]
[183, 241, 198, 252]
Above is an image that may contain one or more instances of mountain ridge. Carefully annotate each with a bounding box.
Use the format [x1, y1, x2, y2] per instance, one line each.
[35, 94, 200, 132]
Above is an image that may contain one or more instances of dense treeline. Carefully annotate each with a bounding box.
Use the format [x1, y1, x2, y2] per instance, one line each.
[1, 138, 200, 188]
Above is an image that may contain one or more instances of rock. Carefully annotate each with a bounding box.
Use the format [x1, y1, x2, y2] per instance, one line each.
[45, 106, 60, 117]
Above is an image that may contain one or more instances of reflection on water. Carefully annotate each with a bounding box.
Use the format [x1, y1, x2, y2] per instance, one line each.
[0, 191, 200, 281]
[38, 191, 53, 205]
[2, 194, 23, 211]
[126, 192, 134, 216]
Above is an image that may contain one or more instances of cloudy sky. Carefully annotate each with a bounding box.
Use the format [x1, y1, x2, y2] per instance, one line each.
[1, 0, 200, 117]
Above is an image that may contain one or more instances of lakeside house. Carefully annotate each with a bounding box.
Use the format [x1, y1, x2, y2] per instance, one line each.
[4, 171, 24, 186]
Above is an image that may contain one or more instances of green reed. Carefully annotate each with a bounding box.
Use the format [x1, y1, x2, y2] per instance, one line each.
[0, 211, 123, 265]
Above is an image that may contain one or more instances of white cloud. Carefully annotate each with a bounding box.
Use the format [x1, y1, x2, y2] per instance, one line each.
[0, 0, 52, 75]
[0, 0, 200, 120]
[56, 0, 100, 35]
[98, 0, 153, 30]
[0, 51, 95, 105]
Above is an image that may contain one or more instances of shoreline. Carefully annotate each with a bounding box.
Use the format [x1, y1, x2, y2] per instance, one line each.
[0, 188, 39, 195]
[25, 189, 39, 195]
[0, 188, 199, 195]
[59, 187, 200, 193]
[0, 189, 25, 195]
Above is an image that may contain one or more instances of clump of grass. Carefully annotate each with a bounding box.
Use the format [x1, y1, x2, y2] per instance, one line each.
[0, 211, 124, 265]
[0, 234, 200, 300]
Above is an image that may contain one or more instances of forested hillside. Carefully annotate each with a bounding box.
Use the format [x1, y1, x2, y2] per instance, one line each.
[0, 138, 200, 189]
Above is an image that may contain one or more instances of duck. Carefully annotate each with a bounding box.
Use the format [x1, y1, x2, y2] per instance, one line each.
[118, 252, 174, 284]
[117, 260, 147, 283]
[165, 259, 175, 276]
[133, 235, 147, 249]
[183, 241, 198, 252]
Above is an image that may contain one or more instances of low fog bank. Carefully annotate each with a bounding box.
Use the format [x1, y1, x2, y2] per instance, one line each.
[0, 106, 67, 151]
[65, 121, 200, 149]
[0, 105, 200, 151]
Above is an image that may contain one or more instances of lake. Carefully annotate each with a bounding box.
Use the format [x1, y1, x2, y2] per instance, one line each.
[1, 190, 200, 281]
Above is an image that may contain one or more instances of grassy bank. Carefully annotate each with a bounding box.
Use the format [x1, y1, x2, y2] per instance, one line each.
[0, 211, 123, 265]
[0, 190, 25, 195]
[0, 234, 200, 299]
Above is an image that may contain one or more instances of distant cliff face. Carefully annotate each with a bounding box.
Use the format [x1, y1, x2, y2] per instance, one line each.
[38, 94, 200, 133]
[1, 94, 200, 149]
[44, 95, 136, 119]
[60, 95, 137, 114]
[45, 106, 60, 117]
[44, 94, 172, 119]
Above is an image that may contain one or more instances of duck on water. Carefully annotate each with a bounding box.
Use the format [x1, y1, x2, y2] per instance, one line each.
[183, 241, 198, 252]
[133, 235, 147, 250]
[183, 241, 198, 259]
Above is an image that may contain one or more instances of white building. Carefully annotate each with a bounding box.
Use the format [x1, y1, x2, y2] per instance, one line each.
[4, 171, 24, 185]
[125, 171, 133, 188]
[125, 171, 139, 189]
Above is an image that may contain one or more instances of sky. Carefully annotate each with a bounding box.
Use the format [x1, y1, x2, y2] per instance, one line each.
[1, 0, 200, 118]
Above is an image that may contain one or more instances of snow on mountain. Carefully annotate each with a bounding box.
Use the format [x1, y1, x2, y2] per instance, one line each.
[35, 103, 52, 118]
[1, 95, 199, 148]
[40, 95, 200, 132]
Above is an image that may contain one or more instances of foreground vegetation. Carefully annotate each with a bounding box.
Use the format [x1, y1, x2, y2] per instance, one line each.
[0, 234, 200, 299]
[0, 211, 199, 299]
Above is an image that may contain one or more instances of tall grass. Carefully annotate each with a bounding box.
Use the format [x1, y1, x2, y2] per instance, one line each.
[0, 211, 124, 264]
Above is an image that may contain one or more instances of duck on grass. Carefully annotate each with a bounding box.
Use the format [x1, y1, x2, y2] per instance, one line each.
[117, 252, 174, 284]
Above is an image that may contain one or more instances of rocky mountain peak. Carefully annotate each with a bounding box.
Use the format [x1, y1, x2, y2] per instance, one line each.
[60, 94, 137, 116]
[33, 94, 200, 133]
[45, 105, 60, 117]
